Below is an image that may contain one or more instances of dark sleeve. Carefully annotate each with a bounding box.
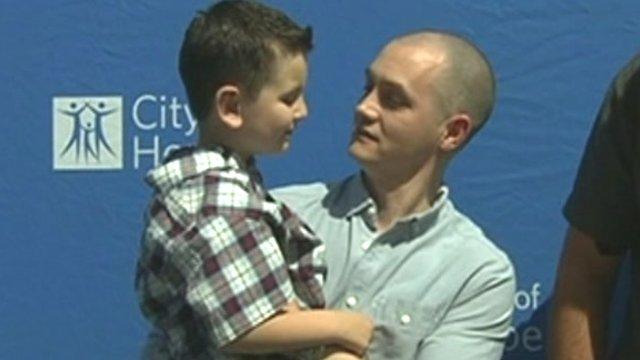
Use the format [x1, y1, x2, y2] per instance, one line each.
[563, 56, 640, 255]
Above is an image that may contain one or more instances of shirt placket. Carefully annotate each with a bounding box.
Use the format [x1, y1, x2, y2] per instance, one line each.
[340, 204, 384, 311]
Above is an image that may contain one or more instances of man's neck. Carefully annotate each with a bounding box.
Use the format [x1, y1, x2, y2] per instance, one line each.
[363, 160, 444, 232]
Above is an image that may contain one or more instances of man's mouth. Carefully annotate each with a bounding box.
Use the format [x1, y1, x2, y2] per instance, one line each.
[353, 128, 378, 142]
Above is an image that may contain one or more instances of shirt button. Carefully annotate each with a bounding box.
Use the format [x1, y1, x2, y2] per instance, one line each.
[345, 296, 358, 308]
[361, 241, 371, 251]
[400, 314, 412, 325]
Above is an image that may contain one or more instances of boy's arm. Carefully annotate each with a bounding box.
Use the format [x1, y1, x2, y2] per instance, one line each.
[151, 204, 373, 355]
[221, 301, 374, 356]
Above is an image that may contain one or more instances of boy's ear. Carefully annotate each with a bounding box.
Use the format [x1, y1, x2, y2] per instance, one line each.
[440, 113, 473, 152]
[214, 85, 243, 129]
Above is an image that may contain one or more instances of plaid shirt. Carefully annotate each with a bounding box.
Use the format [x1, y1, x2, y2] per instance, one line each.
[135, 146, 325, 359]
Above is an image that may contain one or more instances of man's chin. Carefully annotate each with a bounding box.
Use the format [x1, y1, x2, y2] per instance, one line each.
[348, 143, 377, 164]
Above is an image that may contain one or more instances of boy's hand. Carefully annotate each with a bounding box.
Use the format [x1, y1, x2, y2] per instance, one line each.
[282, 299, 302, 313]
[321, 346, 363, 360]
[332, 312, 374, 356]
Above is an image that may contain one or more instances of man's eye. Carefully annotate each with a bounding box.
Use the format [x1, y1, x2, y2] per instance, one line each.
[380, 90, 408, 109]
[363, 82, 373, 94]
[359, 82, 373, 101]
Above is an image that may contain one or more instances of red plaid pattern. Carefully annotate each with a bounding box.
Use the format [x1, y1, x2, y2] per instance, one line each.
[135, 146, 325, 359]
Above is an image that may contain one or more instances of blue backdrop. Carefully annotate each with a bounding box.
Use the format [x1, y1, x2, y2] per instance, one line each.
[2, 1, 639, 358]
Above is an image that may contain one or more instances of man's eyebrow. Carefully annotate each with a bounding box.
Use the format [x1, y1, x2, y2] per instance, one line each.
[380, 79, 406, 94]
[366, 68, 405, 92]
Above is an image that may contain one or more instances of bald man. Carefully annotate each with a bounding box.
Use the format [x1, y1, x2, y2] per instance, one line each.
[273, 29, 516, 359]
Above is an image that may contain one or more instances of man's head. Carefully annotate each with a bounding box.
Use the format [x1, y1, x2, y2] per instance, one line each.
[180, 0, 312, 157]
[350, 30, 495, 173]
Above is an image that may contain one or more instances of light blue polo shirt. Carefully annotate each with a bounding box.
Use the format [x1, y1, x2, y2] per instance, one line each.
[272, 174, 516, 360]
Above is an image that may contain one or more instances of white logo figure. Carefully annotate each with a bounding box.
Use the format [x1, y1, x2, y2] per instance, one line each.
[53, 96, 123, 170]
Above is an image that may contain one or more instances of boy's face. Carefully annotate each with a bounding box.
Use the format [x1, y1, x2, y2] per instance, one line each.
[238, 51, 309, 156]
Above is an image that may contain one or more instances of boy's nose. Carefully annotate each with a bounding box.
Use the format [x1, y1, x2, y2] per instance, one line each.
[295, 97, 308, 119]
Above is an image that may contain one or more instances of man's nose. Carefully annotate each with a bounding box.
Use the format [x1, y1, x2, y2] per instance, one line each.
[355, 91, 379, 124]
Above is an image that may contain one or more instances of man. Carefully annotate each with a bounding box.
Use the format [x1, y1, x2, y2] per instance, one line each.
[549, 54, 640, 360]
[273, 29, 516, 359]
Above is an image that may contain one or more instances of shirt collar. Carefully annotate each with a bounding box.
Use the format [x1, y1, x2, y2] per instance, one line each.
[145, 145, 261, 193]
[340, 172, 374, 218]
[339, 172, 450, 225]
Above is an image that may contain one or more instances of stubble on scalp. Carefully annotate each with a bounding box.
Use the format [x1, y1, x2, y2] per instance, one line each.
[391, 31, 496, 133]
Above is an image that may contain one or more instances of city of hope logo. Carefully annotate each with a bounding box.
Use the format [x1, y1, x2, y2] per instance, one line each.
[53, 96, 123, 170]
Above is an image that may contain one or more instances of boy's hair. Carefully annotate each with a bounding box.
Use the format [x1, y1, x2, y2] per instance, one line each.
[179, 0, 313, 122]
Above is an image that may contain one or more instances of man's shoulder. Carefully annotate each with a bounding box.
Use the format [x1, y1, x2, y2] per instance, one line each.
[271, 181, 331, 204]
[271, 176, 355, 213]
[437, 201, 516, 313]
[443, 201, 514, 274]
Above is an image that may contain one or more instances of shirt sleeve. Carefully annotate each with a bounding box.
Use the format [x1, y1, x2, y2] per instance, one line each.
[141, 205, 296, 350]
[183, 213, 295, 347]
[563, 58, 640, 255]
[415, 258, 516, 360]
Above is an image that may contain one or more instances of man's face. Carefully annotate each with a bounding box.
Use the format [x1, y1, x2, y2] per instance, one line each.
[349, 42, 450, 169]
[239, 51, 309, 156]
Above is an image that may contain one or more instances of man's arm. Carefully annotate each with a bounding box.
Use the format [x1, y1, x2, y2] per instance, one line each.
[415, 257, 516, 360]
[548, 227, 622, 360]
[222, 302, 374, 356]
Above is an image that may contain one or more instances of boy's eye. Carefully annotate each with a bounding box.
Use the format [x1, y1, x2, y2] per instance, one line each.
[281, 95, 298, 106]
[280, 88, 303, 106]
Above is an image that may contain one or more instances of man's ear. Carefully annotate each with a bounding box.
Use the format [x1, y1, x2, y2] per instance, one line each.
[215, 85, 243, 129]
[440, 113, 473, 152]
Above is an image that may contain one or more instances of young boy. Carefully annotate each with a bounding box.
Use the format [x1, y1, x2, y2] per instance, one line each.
[135, 1, 372, 359]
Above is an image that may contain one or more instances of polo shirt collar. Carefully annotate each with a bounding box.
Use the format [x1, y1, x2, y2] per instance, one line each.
[339, 172, 450, 225]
